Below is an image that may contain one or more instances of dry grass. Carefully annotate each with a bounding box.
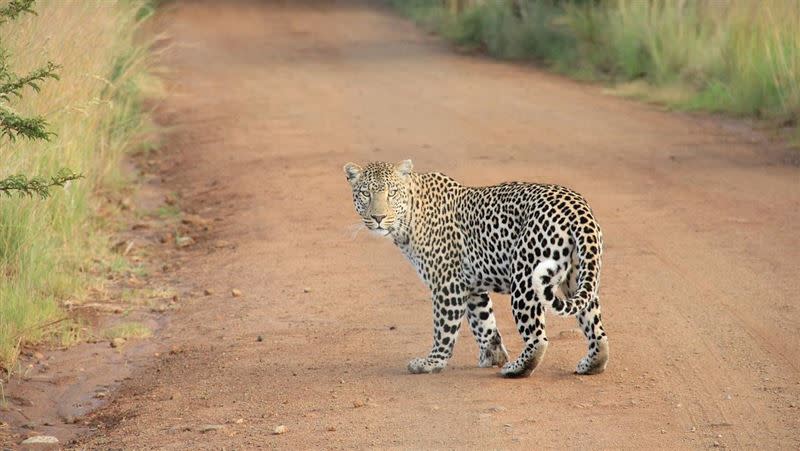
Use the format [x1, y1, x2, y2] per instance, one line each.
[0, 0, 156, 370]
[394, 0, 800, 133]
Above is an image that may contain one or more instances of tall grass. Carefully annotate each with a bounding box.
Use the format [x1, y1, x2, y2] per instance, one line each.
[392, 0, 800, 130]
[0, 1, 155, 370]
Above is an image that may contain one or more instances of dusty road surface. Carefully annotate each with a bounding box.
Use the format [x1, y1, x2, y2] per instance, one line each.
[78, 0, 799, 448]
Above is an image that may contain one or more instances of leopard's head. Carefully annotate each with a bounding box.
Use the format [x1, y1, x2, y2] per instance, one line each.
[343, 160, 413, 237]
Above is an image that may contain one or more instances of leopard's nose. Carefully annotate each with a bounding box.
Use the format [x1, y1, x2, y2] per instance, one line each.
[372, 215, 386, 224]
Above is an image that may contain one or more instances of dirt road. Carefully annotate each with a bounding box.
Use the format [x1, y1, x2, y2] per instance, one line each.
[79, 1, 799, 448]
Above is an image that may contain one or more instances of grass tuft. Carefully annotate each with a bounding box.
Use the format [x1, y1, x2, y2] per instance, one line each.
[103, 322, 152, 340]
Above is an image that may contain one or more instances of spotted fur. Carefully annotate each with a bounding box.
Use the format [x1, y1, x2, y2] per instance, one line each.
[344, 160, 609, 377]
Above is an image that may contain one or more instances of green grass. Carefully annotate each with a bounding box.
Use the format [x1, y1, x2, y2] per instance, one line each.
[392, 0, 800, 133]
[154, 204, 181, 219]
[103, 322, 152, 340]
[0, 0, 157, 370]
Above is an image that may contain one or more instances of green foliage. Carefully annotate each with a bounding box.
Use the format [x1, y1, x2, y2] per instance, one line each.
[0, 0, 35, 24]
[0, 1, 78, 197]
[391, 0, 800, 132]
[0, 169, 82, 198]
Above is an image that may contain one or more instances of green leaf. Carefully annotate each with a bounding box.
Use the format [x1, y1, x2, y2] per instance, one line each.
[0, 169, 83, 198]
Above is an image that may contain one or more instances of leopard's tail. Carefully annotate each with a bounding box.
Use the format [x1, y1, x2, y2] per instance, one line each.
[532, 220, 602, 317]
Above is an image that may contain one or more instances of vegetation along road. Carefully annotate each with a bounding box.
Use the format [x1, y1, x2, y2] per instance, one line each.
[66, 1, 800, 448]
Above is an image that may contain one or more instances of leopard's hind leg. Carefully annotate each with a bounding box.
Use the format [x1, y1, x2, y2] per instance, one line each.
[466, 292, 508, 368]
[575, 296, 609, 374]
[500, 265, 548, 378]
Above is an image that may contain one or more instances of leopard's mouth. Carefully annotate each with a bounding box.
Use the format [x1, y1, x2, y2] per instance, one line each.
[371, 226, 392, 237]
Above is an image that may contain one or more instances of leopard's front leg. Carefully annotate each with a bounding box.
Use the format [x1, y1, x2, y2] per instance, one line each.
[408, 283, 467, 374]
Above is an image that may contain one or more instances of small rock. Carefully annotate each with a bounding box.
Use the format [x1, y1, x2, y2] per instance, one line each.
[713, 441, 721, 447]
[487, 406, 506, 412]
[63, 416, 76, 425]
[353, 400, 365, 408]
[389, 326, 396, 331]
[94, 391, 107, 399]
[660, 429, 666, 434]
[273, 425, 287, 435]
[199, 424, 225, 433]
[21, 422, 37, 429]
[303, 287, 311, 293]
[33, 352, 45, 360]
[231, 289, 242, 297]
[21, 436, 59, 444]
[214, 240, 231, 248]
[234, 418, 244, 424]
[724, 394, 732, 400]
[182, 214, 209, 227]
[203, 288, 214, 296]
[176, 236, 195, 248]
[110, 338, 126, 348]
[256, 335, 264, 342]
[326, 425, 336, 432]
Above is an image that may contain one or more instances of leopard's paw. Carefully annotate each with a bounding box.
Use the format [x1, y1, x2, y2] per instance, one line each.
[407, 357, 446, 374]
[478, 341, 509, 368]
[575, 339, 609, 375]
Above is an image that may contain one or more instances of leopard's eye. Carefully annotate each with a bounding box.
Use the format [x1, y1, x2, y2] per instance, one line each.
[359, 190, 370, 199]
[388, 189, 397, 197]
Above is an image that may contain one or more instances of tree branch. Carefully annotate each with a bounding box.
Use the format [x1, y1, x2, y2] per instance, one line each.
[0, 169, 83, 198]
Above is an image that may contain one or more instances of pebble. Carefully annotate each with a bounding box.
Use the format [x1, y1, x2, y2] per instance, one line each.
[273, 425, 287, 435]
[203, 288, 214, 296]
[303, 287, 312, 293]
[353, 400, 365, 408]
[231, 289, 242, 297]
[199, 424, 225, 433]
[21, 436, 59, 444]
[176, 236, 195, 248]
[33, 352, 45, 360]
[256, 335, 264, 342]
[110, 338, 126, 348]
[326, 426, 337, 432]
[214, 240, 231, 248]
[234, 418, 244, 424]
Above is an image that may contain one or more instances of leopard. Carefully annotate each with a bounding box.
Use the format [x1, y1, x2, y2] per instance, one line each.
[343, 159, 609, 377]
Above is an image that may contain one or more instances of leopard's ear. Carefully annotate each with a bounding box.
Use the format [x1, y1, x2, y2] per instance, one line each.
[396, 159, 413, 176]
[343, 162, 362, 185]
